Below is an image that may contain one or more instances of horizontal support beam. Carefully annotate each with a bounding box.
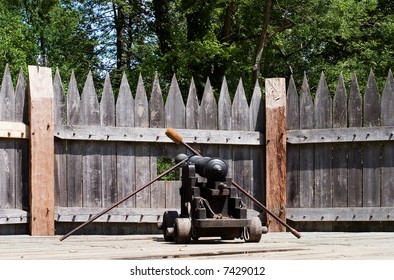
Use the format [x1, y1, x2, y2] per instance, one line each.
[54, 207, 178, 224]
[287, 207, 394, 222]
[0, 209, 29, 224]
[0, 207, 260, 224]
[287, 126, 394, 144]
[54, 126, 263, 146]
[0, 121, 29, 139]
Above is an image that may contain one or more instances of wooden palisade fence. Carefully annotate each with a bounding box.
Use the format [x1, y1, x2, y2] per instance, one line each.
[1, 64, 393, 235]
[286, 70, 394, 231]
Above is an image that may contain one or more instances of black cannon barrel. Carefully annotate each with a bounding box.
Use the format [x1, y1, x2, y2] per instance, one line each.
[176, 154, 228, 181]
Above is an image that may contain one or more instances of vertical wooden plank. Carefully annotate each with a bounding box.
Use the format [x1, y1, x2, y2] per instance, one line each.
[165, 75, 186, 208]
[165, 74, 185, 129]
[134, 74, 150, 208]
[314, 73, 332, 209]
[286, 76, 300, 208]
[347, 73, 363, 207]
[66, 72, 83, 208]
[0, 65, 16, 234]
[265, 78, 286, 232]
[250, 80, 265, 212]
[218, 77, 233, 180]
[199, 78, 218, 130]
[332, 74, 348, 208]
[299, 74, 314, 209]
[15, 69, 29, 212]
[150, 74, 166, 209]
[381, 70, 394, 207]
[80, 71, 102, 234]
[164, 74, 186, 149]
[200, 78, 218, 158]
[0, 65, 16, 211]
[28, 65, 54, 236]
[363, 70, 381, 207]
[100, 74, 117, 209]
[53, 69, 68, 208]
[186, 77, 199, 129]
[232, 79, 251, 207]
[116, 73, 135, 208]
[218, 77, 232, 131]
[116, 73, 136, 234]
[80, 71, 102, 207]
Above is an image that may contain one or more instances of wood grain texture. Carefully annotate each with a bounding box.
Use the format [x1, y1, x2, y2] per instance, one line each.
[28, 66, 55, 236]
[286, 76, 299, 208]
[265, 78, 286, 232]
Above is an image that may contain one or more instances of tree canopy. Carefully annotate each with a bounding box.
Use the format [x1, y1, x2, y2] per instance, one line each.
[1, 0, 393, 98]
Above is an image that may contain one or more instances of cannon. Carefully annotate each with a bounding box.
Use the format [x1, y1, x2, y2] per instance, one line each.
[160, 154, 267, 243]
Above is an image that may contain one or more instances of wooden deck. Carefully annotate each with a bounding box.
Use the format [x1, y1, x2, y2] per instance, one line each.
[0, 232, 393, 260]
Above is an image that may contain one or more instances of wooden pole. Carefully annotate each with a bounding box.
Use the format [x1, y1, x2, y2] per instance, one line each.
[265, 78, 287, 232]
[28, 66, 55, 236]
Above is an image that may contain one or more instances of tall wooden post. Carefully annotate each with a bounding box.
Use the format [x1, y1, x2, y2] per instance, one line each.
[265, 78, 286, 232]
[28, 66, 55, 236]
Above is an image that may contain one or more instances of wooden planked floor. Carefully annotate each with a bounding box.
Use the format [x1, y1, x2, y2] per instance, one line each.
[0, 232, 394, 260]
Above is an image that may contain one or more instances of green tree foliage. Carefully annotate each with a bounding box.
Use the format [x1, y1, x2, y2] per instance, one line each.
[0, 0, 393, 97]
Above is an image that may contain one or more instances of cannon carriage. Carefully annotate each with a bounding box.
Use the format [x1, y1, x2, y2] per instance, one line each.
[160, 154, 267, 243]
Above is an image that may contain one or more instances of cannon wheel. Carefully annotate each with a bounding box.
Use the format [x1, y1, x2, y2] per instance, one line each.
[174, 218, 192, 244]
[162, 211, 178, 241]
[244, 217, 263, 243]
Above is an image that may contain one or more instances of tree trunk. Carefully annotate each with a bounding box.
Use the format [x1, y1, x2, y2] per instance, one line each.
[252, 0, 272, 83]
[113, 3, 126, 72]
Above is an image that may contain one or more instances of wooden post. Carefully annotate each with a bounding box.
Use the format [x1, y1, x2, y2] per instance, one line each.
[265, 78, 286, 232]
[28, 66, 55, 236]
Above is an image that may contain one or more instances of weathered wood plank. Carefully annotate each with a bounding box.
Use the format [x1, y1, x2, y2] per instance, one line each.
[249, 80, 265, 214]
[115, 73, 135, 234]
[287, 126, 394, 143]
[55, 207, 178, 223]
[314, 73, 332, 208]
[381, 70, 394, 207]
[232, 79, 252, 209]
[218, 77, 233, 182]
[100, 74, 117, 208]
[14, 69, 29, 212]
[150, 74, 165, 209]
[199, 78, 218, 131]
[265, 78, 286, 232]
[299, 75, 314, 209]
[165, 181, 181, 209]
[165, 74, 185, 129]
[199, 78, 219, 163]
[347, 74, 363, 207]
[53, 69, 68, 208]
[0, 121, 29, 139]
[0, 209, 29, 224]
[116, 73, 135, 208]
[286, 76, 300, 208]
[28, 65, 55, 236]
[80, 71, 102, 210]
[79, 71, 103, 235]
[287, 207, 394, 222]
[54, 125, 263, 145]
[66, 72, 83, 208]
[363, 70, 381, 207]
[186, 78, 199, 129]
[332, 74, 348, 208]
[0, 65, 16, 213]
[134, 74, 151, 208]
